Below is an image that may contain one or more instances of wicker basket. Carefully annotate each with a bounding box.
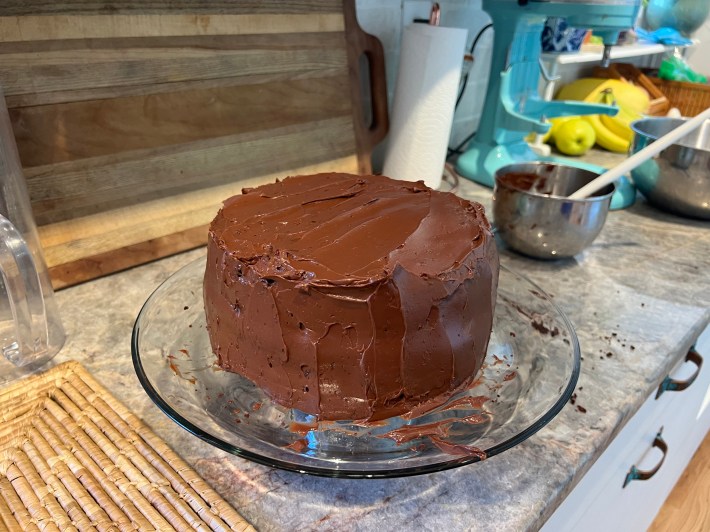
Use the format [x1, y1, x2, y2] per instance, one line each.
[0, 361, 254, 531]
[650, 77, 710, 117]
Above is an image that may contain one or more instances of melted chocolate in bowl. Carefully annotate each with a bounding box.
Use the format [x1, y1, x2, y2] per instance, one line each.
[493, 163, 614, 260]
[497, 172, 553, 196]
[204, 173, 499, 421]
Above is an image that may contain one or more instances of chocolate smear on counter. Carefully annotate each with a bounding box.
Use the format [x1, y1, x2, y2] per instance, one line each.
[502, 295, 560, 338]
[528, 289, 548, 300]
[503, 371, 517, 382]
[531, 320, 559, 336]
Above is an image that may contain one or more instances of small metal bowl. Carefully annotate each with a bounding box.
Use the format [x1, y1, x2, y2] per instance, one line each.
[493, 162, 615, 259]
[631, 117, 710, 220]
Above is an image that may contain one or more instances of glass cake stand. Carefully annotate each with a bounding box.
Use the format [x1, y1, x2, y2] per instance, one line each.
[132, 256, 580, 478]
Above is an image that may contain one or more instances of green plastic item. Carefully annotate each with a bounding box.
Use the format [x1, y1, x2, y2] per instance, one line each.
[659, 54, 708, 83]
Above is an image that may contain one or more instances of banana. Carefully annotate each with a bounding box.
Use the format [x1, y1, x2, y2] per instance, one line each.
[556, 78, 647, 153]
[600, 112, 636, 142]
[583, 114, 629, 153]
[557, 78, 650, 114]
[598, 90, 641, 143]
[600, 114, 633, 142]
[556, 78, 609, 101]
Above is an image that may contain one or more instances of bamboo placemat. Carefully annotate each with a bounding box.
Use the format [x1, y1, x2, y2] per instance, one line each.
[0, 361, 254, 531]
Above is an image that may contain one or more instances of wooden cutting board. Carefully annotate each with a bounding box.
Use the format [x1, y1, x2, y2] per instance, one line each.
[0, 0, 388, 288]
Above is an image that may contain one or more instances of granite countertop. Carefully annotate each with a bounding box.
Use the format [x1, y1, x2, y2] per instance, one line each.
[48, 152, 710, 531]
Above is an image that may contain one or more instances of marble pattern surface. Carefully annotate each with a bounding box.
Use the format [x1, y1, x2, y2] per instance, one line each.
[34, 156, 710, 531]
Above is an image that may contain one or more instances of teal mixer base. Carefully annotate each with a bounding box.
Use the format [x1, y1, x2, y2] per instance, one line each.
[455, 142, 636, 210]
[455, 140, 535, 188]
[543, 155, 637, 210]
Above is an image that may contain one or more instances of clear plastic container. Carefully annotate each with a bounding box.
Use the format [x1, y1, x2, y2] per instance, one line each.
[0, 90, 64, 384]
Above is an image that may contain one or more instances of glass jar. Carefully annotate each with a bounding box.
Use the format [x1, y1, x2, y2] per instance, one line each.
[0, 89, 65, 384]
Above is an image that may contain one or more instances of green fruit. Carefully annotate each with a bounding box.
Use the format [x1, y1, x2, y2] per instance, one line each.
[554, 118, 596, 156]
[549, 116, 576, 141]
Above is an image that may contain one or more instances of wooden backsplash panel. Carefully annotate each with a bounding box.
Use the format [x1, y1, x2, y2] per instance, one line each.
[27, 116, 358, 225]
[0, 1, 345, 16]
[0, 0, 386, 288]
[13, 75, 350, 167]
[1, 33, 348, 107]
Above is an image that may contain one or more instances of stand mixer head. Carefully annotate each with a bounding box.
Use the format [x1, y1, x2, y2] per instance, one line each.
[455, 0, 641, 188]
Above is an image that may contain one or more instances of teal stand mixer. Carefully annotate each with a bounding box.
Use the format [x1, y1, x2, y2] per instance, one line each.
[455, 0, 642, 209]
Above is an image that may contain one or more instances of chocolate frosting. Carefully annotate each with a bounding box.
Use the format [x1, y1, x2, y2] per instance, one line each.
[204, 173, 499, 421]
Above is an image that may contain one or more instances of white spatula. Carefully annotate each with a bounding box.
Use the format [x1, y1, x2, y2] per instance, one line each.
[568, 107, 710, 200]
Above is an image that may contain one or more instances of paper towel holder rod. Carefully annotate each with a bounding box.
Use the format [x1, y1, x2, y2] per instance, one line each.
[429, 3, 441, 26]
[413, 3, 440, 26]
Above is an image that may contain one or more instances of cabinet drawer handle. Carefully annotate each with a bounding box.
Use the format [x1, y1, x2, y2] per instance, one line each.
[623, 430, 668, 488]
[656, 348, 703, 399]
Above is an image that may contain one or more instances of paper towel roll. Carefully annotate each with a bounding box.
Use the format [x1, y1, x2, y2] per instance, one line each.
[383, 23, 467, 189]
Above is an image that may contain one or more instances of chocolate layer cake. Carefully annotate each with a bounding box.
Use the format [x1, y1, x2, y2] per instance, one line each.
[204, 173, 499, 421]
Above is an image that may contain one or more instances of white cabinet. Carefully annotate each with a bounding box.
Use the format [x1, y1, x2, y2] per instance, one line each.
[542, 324, 710, 532]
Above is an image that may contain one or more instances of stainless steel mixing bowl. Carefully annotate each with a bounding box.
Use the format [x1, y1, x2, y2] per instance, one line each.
[493, 162, 615, 259]
[631, 117, 710, 220]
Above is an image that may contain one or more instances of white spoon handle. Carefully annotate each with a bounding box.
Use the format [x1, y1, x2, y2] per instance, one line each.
[568, 107, 710, 200]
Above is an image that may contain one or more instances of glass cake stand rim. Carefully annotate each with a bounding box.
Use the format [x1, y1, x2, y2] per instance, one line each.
[131, 256, 581, 479]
